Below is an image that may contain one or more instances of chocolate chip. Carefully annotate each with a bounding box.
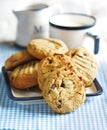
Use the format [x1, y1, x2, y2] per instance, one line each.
[61, 82, 65, 88]
[58, 100, 62, 103]
[57, 100, 62, 108]
[48, 90, 51, 94]
[77, 92, 82, 95]
[57, 104, 61, 108]
[51, 84, 56, 89]
[72, 53, 75, 57]
[50, 69, 53, 72]
[49, 59, 53, 64]
[70, 72, 73, 75]
[84, 53, 87, 56]
[79, 76, 82, 81]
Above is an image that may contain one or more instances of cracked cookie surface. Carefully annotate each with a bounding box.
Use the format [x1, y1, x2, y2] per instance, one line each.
[27, 38, 68, 59]
[37, 54, 78, 90]
[42, 69, 86, 114]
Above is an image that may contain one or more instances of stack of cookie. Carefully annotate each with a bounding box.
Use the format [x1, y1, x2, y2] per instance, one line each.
[38, 54, 86, 113]
[4, 38, 98, 114]
[5, 38, 68, 89]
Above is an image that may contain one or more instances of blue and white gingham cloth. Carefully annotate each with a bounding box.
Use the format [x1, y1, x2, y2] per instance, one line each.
[0, 43, 107, 130]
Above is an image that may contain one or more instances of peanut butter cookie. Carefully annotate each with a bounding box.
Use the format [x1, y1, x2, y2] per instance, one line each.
[66, 47, 98, 86]
[5, 50, 35, 70]
[42, 69, 86, 114]
[27, 38, 68, 59]
[37, 54, 79, 90]
[10, 60, 39, 89]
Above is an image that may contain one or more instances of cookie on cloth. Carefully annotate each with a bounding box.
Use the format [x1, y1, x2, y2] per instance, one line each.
[37, 54, 78, 90]
[27, 38, 68, 59]
[66, 47, 98, 86]
[5, 50, 35, 70]
[10, 60, 39, 89]
[42, 69, 86, 114]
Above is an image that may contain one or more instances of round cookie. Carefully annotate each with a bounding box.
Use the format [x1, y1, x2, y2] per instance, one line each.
[27, 38, 68, 59]
[5, 50, 36, 70]
[66, 47, 98, 86]
[37, 54, 79, 90]
[10, 60, 39, 89]
[42, 69, 86, 114]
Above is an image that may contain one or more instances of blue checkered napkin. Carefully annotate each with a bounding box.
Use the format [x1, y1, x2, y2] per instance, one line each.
[0, 70, 107, 130]
[0, 44, 107, 130]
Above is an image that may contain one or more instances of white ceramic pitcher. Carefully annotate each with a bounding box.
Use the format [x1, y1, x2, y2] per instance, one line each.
[13, 4, 62, 47]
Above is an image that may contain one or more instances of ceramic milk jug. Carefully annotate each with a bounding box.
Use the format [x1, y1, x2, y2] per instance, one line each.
[13, 4, 62, 47]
